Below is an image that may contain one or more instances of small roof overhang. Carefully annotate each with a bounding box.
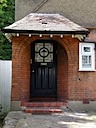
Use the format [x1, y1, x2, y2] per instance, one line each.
[2, 13, 89, 42]
[84, 30, 96, 43]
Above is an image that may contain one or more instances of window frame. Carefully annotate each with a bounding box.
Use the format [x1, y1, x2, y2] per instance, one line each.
[79, 42, 95, 71]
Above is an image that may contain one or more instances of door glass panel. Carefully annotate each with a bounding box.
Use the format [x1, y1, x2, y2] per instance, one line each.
[35, 43, 53, 62]
[45, 53, 53, 62]
[35, 43, 43, 52]
[45, 43, 53, 52]
[35, 53, 43, 62]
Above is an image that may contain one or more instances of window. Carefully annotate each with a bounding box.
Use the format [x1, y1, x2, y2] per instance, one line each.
[35, 43, 53, 62]
[79, 43, 95, 71]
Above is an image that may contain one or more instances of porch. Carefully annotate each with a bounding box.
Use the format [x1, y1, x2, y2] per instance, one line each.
[2, 13, 89, 111]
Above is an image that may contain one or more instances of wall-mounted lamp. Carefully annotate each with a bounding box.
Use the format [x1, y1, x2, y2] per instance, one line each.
[16, 33, 19, 37]
[50, 35, 53, 38]
[39, 34, 42, 37]
[29, 34, 32, 37]
[60, 35, 64, 38]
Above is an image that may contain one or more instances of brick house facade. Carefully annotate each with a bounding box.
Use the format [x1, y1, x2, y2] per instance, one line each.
[11, 34, 96, 102]
[2, 0, 96, 110]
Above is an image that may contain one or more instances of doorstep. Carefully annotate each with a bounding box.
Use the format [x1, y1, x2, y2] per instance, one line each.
[21, 101, 67, 114]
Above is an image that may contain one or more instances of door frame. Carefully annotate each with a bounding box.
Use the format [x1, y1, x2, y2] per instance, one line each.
[30, 39, 58, 98]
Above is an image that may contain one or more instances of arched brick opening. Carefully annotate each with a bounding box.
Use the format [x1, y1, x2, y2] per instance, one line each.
[12, 35, 74, 101]
[57, 43, 68, 101]
[12, 34, 96, 103]
[12, 36, 31, 101]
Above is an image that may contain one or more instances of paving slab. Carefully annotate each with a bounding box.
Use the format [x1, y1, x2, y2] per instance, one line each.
[2, 110, 96, 128]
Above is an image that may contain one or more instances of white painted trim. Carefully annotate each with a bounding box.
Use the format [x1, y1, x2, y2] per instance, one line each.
[79, 42, 95, 71]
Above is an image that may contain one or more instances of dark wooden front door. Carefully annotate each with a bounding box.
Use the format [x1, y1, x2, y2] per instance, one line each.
[30, 40, 57, 98]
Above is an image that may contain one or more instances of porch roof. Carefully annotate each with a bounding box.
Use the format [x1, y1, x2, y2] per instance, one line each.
[2, 13, 88, 35]
[85, 30, 96, 42]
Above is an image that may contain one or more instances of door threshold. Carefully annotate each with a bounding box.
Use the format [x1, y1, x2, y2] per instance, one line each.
[30, 97, 57, 102]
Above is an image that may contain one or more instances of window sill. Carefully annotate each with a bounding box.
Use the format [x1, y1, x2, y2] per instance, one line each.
[79, 69, 96, 72]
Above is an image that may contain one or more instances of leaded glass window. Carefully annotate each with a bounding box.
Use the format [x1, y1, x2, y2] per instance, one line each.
[35, 43, 53, 62]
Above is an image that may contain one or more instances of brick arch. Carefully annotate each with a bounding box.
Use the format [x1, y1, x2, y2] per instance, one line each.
[13, 35, 75, 64]
[12, 36, 32, 100]
[28, 37, 69, 100]
[12, 36, 31, 59]
[51, 36, 78, 100]
[12, 35, 78, 101]
[53, 36, 75, 65]
[57, 43, 68, 100]
[29, 37, 69, 100]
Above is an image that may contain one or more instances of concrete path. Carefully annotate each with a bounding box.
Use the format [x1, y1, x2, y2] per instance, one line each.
[3, 110, 96, 128]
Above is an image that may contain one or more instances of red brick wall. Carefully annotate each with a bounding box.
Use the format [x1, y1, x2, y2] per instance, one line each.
[12, 36, 31, 100]
[57, 43, 68, 100]
[12, 35, 96, 101]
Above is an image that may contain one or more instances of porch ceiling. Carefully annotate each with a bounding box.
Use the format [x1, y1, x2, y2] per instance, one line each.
[2, 13, 88, 34]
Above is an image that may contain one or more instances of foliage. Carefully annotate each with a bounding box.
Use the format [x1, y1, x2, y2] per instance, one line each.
[0, 104, 2, 113]
[0, 0, 15, 60]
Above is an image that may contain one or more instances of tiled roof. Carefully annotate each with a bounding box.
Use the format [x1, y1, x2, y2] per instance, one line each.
[3, 13, 88, 34]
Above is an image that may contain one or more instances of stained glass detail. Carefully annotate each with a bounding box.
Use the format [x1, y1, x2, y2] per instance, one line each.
[35, 43, 43, 52]
[44, 53, 53, 62]
[39, 48, 49, 57]
[35, 53, 43, 62]
[35, 43, 53, 62]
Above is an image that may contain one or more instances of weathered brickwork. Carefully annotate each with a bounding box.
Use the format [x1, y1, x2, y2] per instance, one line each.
[57, 43, 68, 100]
[12, 35, 96, 102]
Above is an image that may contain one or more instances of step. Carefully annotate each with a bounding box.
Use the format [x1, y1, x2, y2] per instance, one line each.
[30, 97, 57, 101]
[21, 101, 67, 108]
[24, 107, 63, 114]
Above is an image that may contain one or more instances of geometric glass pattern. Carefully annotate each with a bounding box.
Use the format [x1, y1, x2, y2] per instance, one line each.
[35, 43, 53, 62]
